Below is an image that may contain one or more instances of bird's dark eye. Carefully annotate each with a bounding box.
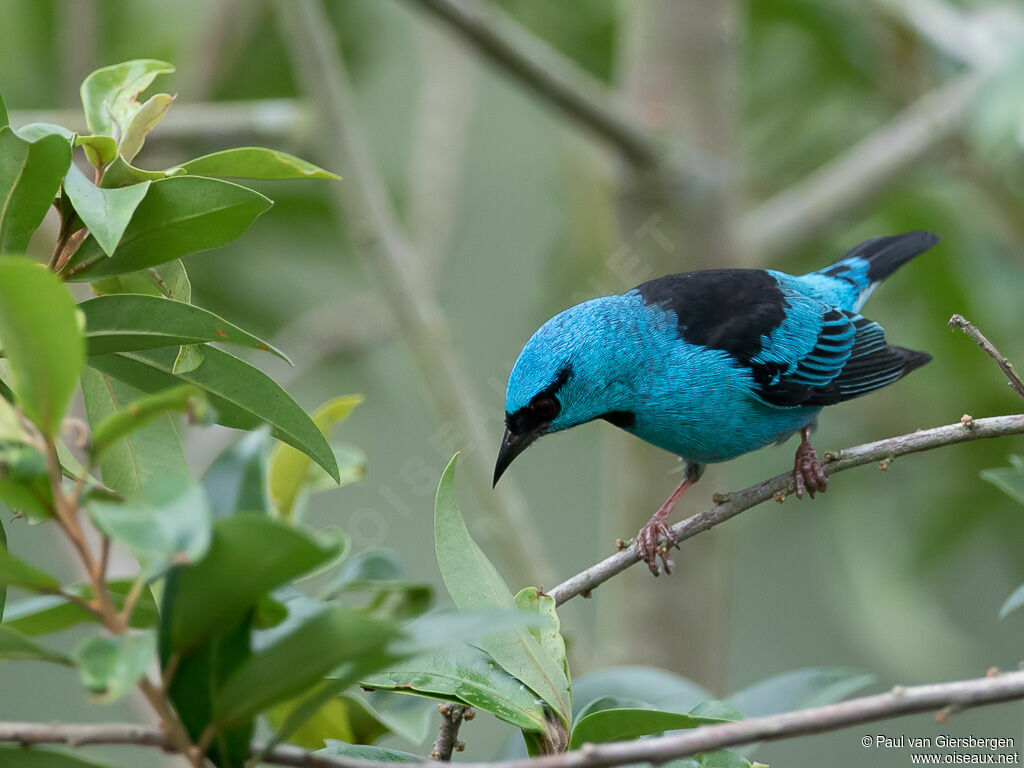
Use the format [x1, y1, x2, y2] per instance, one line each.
[530, 396, 559, 421]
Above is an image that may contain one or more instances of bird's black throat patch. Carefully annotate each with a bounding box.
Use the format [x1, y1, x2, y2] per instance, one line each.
[634, 269, 789, 362]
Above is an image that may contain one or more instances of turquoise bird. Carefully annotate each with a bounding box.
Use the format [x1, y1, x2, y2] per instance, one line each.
[494, 232, 938, 575]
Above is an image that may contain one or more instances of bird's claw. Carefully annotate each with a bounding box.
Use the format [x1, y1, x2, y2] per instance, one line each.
[635, 516, 679, 576]
[793, 441, 828, 499]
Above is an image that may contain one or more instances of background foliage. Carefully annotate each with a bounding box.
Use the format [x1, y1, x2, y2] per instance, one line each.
[1, 1, 1024, 767]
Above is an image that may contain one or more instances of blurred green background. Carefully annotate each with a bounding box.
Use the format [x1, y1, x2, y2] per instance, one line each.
[2, 0, 1024, 766]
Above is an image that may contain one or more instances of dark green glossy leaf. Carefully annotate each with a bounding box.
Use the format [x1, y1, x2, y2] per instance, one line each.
[169, 147, 339, 180]
[88, 478, 211, 579]
[80, 367, 189, 496]
[0, 748, 118, 767]
[434, 454, 570, 724]
[0, 128, 72, 252]
[161, 515, 339, 652]
[727, 668, 874, 717]
[569, 707, 734, 750]
[62, 176, 271, 280]
[2, 579, 158, 636]
[0, 258, 84, 435]
[363, 642, 550, 734]
[0, 624, 72, 665]
[80, 293, 289, 361]
[73, 631, 155, 702]
[270, 395, 361, 519]
[88, 347, 337, 481]
[62, 163, 149, 256]
[80, 59, 175, 137]
[319, 742, 422, 763]
[203, 428, 273, 517]
[982, 456, 1024, 505]
[215, 605, 400, 727]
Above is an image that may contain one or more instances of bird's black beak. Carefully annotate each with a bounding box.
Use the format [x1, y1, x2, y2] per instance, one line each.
[493, 426, 542, 487]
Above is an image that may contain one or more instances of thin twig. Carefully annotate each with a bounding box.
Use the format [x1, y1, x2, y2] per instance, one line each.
[430, 703, 471, 761]
[4, 669, 1024, 766]
[949, 315, 1024, 400]
[549, 413, 1024, 605]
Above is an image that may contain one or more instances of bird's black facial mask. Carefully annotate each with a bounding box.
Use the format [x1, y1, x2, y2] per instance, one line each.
[494, 369, 568, 487]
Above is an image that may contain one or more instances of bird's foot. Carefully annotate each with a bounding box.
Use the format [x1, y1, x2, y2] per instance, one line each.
[635, 510, 679, 576]
[793, 431, 828, 499]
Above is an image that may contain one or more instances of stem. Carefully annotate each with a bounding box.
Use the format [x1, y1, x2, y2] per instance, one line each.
[430, 703, 470, 761]
[949, 314, 1024, 400]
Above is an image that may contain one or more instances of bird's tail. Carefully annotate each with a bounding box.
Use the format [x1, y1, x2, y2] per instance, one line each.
[816, 231, 940, 311]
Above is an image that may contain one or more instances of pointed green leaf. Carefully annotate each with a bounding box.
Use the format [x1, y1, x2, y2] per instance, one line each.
[0, 128, 72, 252]
[728, 668, 874, 716]
[0, 749, 119, 767]
[161, 515, 339, 651]
[982, 456, 1024, 505]
[319, 742, 422, 763]
[0, 625, 72, 665]
[270, 395, 361, 519]
[89, 384, 207, 460]
[0, 259, 84, 435]
[62, 176, 272, 280]
[14, 123, 74, 142]
[80, 367, 189, 496]
[73, 631, 155, 702]
[88, 347, 337, 482]
[80, 59, 175, 137]
[80, 293, 290, 361]
[434, 454, 571, 723]
[170, 147, 340, 180]
[363, 643, 551, 734]
[203, 429, 272, 517]
[98, 155, 168, 187]
[572, 667, 711, 718]
[215, 605, 400, 727]
[91, 259, 191, 301]
[515, 586, 569, 685]
[119, 93, 175, 162]
[62, 163, 150, 256]
[88, 479, 211, 579]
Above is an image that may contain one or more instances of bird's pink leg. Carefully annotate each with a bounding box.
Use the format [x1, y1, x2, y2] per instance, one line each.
[635, 476, 694, 577]
[793, 426, 828, 499]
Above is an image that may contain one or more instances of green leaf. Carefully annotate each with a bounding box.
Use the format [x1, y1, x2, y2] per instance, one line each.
[62, 162, 150, 256]
[98, 155, 168, 188]
[88, 478, 211, 579]
[80, 293, 290, 361]
[0, 540, 60, 592]
[982, 456, 1024, 505]
[363, 643, 550, 734]
[215, 605, 400, 727]
[160, 515, 339, 652]
[73, 631, 155, 702]
[88, 347, 337, 482]
[0, 624, 72, 665]
[319, 742, 423, 763]
[80, 59, 175, 137]
[80, 367, 189, 496]
[77, 135, 117, 169]
[14, 123, 75, 142]
[0, 258, 84, 436]
[0, 750, 118, 768]
[0, 93, 7, 128]
[119, 93, 175, 162]
[2, 579, 158, 636]
[173, 344, 204, 374]
[203, 428, 272, 517]
[169, 147, 340, 180]
[570, 707, 734, 750]
[323, 549, 431, 622]
[434, 454, 571, 724]
[573, 667, 712, 720]
[89, 384, 206, 460]
[270, 395, 362, 519]
[728, 668, 874, 716]
[0, 518, 5, 619]
[515, 586, 569, 685]
[91, 259, 191, 300]
[999, 582, 1024, 619]
[0, 128, 73, 252]
[0, 438, 54, 522]
[62, 176, 272, 280]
